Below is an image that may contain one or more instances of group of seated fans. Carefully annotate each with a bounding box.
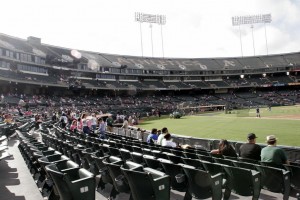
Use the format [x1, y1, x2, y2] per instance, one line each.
[147, 127, 289, 166]
[210, 133, 289, 165]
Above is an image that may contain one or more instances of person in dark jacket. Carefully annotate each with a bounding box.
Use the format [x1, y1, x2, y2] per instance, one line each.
[239, 133, 261, 160]
[211, 139, 237, 157]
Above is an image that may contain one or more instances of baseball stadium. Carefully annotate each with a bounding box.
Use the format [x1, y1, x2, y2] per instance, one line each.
[1, 1, 300, 200]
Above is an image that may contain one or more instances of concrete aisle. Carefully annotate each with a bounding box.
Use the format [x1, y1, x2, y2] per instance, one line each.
[0, 138, 43, 200]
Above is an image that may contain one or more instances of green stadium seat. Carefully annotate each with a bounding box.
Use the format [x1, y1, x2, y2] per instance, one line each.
[214, 157, 235, 166]
[284, 164, 300, 195]
[201, 161, 224, 176]
[55, 160, 79, 171]
[210, 153, 224, 159]
[91, 151, 111, 189]
[151, 150, 169, 159]
[143, 155, 163, 170]
[197, 154, 214, 163]
[255, 165, 290, 200]
[223, 155, 238, 160]
[121, 162, 171, 200]
[181, 164, 223, 200]
[232, 160, 257, 170]
[158, 158, 187, 192]
[130, 152, 145, 166]
[196, 150, 211, 156]
[166, 153, 183, 164]
[182, 158, 204, 170]
[239, 157, 260, 164]
[183, 152, 198, 159]
[119, 148, 132, 161]
[260, 161, 285, 169]
[223, 165, 261, 200]
[107, 146, 121, 157]
[102, 156, 130, 198]
[132, 145, 143, 154]
[141, 148, 152, 155]
[45, 164, 95, 200]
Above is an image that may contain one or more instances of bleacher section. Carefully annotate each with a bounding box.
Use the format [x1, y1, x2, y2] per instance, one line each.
[13, 121, 300, 200]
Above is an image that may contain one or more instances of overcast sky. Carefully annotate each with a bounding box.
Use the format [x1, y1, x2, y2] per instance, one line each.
[1, 0, 300, 58]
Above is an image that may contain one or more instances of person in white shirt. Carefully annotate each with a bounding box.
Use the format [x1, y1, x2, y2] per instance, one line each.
[162, 133, 177, 148]
[121, 118, 129, 135]
[157, 127, 168, 145]
[90, 113, 97, 130]
[121, 118, 129, 128]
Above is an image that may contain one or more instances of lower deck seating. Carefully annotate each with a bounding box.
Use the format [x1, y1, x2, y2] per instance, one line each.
[15, 122, 300, 200]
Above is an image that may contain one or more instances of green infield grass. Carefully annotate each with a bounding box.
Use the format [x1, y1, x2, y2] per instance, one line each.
[138, 105, 300, 147]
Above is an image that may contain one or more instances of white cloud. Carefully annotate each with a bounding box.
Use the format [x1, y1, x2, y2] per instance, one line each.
[1, 0, 300, 58]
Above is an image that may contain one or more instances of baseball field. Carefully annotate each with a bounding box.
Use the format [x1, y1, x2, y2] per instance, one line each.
[138, 105, 300, 147]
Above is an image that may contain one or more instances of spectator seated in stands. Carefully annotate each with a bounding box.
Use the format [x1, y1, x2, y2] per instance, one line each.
[161, 133, 177, 148]
[211, 139, 237, 157]
[261, 135, 289, 166]
[239, 133, 261, 161]
[146, 128, 158, 144]
[157, 127, 168, 145]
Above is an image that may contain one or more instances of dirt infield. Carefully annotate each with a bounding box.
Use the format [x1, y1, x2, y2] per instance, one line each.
[262, 114, 300, 120]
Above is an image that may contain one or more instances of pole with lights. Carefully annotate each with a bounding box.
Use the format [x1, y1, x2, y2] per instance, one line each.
[232, 14, 272, 56]
[135, 12, 166, 58]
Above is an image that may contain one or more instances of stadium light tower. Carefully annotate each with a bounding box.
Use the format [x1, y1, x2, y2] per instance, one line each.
[135, 12, 166, 58]
[232, 14, 272, 56]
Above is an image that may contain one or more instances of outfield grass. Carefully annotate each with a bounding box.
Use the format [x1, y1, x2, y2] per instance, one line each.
[138, 106, 300, 147]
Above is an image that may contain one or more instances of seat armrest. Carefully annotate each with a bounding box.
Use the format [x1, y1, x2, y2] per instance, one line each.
[71, 175, 94, 183]
[144, 167, 166, 178]
[61, 167, 80, 172]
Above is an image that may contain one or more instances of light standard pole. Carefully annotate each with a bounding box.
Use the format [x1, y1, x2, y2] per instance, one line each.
[135, 12, 144, 57]
[264, 22, 269, 55]
[238, 24, 243, 57]
[149, 24, 154, 57]
[232, 14, 272, 56]
[135, 12, 166, 58]
[250, 25, 255, 56]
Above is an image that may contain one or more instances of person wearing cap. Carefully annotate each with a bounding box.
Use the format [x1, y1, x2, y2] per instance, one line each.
[256, 106, 260, 118]
[239, 133, 261, 160]
[261, 135, 289, 165]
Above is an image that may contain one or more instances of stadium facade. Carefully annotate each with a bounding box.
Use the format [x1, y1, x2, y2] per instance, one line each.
[0, 32, 299, 106]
